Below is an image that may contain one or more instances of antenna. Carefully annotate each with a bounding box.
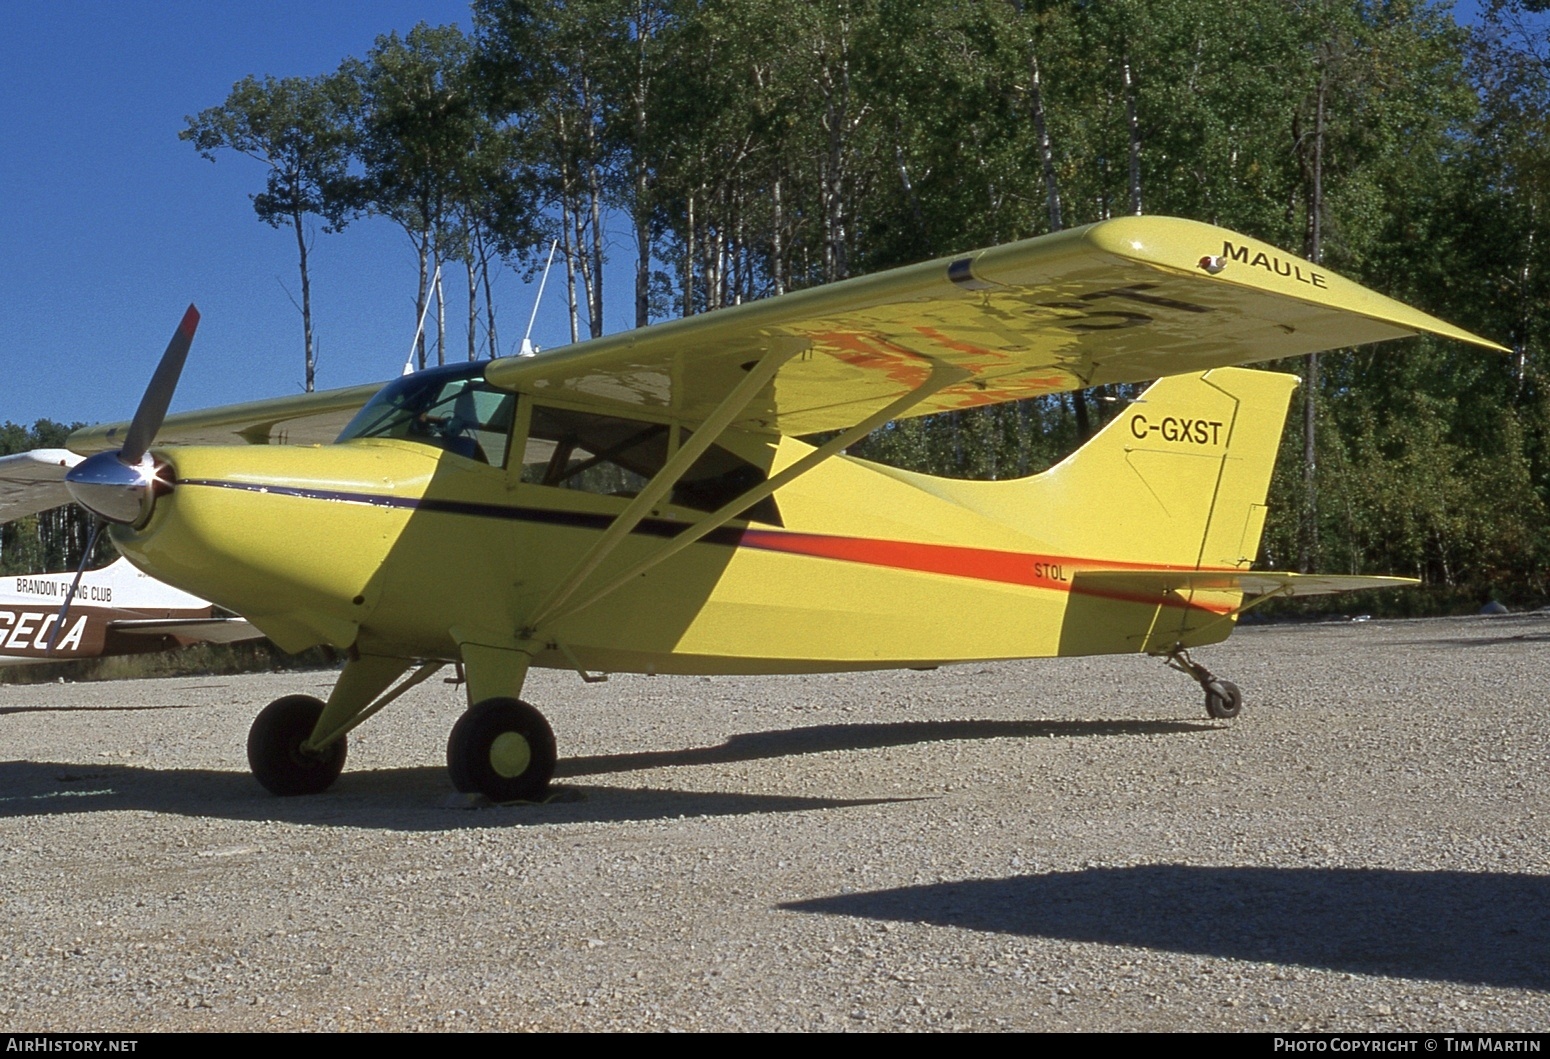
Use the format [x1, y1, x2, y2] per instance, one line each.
[402, 263, 443, 375]
[518, 240, 559, 358]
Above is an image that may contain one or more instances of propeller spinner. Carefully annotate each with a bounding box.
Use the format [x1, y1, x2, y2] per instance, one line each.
[64, 305, 199, 525]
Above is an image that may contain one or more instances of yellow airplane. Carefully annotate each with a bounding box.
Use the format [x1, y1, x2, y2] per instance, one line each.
[0, 216, 1503, 801]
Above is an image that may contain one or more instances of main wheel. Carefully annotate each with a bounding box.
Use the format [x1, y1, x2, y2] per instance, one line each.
[1204, 679, 1244, 720]
[247, 694, 347, 795]
[447, 698, 557, 802]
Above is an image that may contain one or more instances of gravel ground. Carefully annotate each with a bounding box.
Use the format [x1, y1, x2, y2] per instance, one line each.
[0, 612, 1547, 1032]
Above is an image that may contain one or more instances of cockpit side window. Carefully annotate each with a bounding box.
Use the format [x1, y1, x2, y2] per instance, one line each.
[521, 406, 669, 496]
[338, 368, 516, 468]
[519, 404, 782, 525]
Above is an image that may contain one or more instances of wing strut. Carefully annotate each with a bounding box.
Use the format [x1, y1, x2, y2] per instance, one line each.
[522, 359, 971, 638]
[523, 344, 800, 631]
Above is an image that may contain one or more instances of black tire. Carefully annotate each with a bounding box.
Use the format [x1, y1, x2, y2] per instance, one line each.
[447, 698, 557, 802]
[1204, 679, 1244, 720]
[247, 694, 347, 796]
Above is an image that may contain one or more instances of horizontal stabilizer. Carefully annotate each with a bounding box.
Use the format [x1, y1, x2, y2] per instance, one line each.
[0, 449, 84, 520]
[1076, 570, 1419, 598]
[108, 616, 264, 644]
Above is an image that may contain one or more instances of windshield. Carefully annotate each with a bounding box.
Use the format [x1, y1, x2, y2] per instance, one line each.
[338, 365, 516, 467]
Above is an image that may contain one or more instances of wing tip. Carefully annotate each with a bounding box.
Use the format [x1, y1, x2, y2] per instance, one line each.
[1082, 217, 1512, 353]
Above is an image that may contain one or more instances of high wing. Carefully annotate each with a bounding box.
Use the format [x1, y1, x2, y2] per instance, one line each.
[62, 216, 1504, 455]
[480, 216, 1506, 436]
[68, 382, 382, 455]
[0, 449, 84, 521]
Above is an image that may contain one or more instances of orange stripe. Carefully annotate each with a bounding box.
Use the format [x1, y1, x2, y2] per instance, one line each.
[737, 530, 1239, 614]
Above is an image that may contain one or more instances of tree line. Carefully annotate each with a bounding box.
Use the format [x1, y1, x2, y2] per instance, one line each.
[6, 0, 1550, 614]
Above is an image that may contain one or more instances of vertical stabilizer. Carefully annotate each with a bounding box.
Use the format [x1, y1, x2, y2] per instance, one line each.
[914, 367, 1299, 655]
[1047, 367, 1298, 652]
[1024, 367, 1297, 571]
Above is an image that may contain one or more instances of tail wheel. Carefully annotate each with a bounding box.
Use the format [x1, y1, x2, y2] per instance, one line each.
[1204, 679, 1244, 720]
[447, 697, 557, 802]
[248, 694, 347, 796]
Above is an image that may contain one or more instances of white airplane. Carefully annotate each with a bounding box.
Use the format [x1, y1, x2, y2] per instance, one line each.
[0, 539, 259, 668]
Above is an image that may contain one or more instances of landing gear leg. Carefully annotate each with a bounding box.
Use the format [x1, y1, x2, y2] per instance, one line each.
[247, 654, 442, 796]
[1164, 646, 1243, 720]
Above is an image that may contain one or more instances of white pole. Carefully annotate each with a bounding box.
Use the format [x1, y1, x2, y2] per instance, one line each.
[519, 240, 559, 357]
[402, 263, 443, 375]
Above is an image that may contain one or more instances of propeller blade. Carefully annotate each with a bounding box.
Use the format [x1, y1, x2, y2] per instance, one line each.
[120, 304, 199, 465]
[46, 518, 104, 656]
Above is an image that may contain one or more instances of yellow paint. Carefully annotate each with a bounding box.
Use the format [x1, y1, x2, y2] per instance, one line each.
[110, 367, 1304, 679]
[72, 215, 1486, 727]
[489, 732, 532, 778]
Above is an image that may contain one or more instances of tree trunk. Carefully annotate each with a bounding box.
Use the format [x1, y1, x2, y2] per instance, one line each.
[478, 226, 499, 360]
[1071, 390, 1090, 442]
[771, 175, 785, 296]
[291, 200, 316, 392]
[1029, 52, 1062, 233]
[683, 190, 696, 317]
[819, 21, 853, 283]
[582, 72, 606, 339]
[633, 3, 652, 330]
[415, 236, 430, 371]
[586, 161, 605, 337]
[466, 250, 478, 361]
[560, 191, 579, 344]
[1299, 67, 1327, 573]
[1124, 54, 1142, 216]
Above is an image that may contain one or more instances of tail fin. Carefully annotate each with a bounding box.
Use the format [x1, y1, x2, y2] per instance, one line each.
[1055, 366, 1298, 652]
[923, 367, 1297, 655]
[1025, 366, 1297, 571]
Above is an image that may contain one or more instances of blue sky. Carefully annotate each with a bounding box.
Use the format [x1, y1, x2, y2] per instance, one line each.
[1, 2, 1488, 432]
[1, 1, 621, 430]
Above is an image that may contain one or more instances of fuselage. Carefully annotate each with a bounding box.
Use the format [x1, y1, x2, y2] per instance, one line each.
[108, 365, 1296, 676]
[0, 560, 216, 665]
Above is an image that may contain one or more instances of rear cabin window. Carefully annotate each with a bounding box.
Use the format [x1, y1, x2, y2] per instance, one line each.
[520, 405, 781, 525]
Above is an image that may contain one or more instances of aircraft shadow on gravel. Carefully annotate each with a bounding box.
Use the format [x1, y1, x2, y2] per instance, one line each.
[0, 757, 917, 830]
[556, 717, 1213, 778]
[0, 703, 210, 717]
[781, 865, 1550, 990]
[0, 716, 1210, 828]
[1387, 632, 1550, 649]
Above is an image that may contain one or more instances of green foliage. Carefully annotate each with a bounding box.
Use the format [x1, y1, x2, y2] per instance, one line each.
[181, 71, 361, 389]
[181, 72, 359, 233]
[171, 0, 1550, 613]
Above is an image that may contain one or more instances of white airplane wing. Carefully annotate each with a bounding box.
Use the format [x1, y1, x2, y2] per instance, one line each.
[0, 449, 83, 521]
[108, 616, 264, 644]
